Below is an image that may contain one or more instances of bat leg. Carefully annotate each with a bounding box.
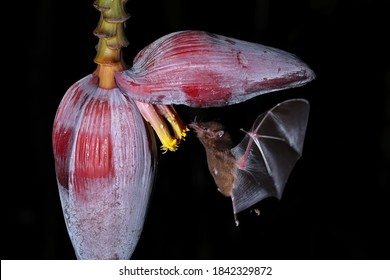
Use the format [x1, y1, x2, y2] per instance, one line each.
[251, 208, 261, 216]
[230, 197, 240, 226]
[231, 195, 241, 226]
[234, 213, 240, 227]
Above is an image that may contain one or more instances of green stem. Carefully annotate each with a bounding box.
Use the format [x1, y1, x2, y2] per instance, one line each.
[92, 0, 129, 88]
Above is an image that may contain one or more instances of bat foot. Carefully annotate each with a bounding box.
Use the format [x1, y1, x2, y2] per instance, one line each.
[234, 214, 240, 227]
[251, 208, 261, 216]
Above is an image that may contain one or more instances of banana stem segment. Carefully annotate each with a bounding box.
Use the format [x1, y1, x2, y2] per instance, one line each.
[93, 0, 129, 89]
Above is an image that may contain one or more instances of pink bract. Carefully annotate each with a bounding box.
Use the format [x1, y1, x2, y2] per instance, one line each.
[115, 30, 315, 108]
[52, 74, 156, 259]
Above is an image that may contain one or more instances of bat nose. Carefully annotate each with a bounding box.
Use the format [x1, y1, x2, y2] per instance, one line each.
[188, 122, 201, 131]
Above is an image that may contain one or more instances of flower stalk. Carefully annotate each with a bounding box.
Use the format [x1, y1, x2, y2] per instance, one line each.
[93, 0, 129, 89]
[91, 0, 188, 150]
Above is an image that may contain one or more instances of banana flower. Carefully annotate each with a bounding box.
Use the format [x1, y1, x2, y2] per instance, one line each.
[52, 0, 315, 260]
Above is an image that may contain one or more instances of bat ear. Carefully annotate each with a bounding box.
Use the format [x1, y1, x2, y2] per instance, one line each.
[217, 130, 224, 138]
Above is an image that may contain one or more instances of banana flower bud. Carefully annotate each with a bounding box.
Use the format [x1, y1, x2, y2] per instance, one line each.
[52, 74, 156, 259]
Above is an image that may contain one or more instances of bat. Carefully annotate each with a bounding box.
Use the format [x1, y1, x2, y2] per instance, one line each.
[189, 98, 310, 225]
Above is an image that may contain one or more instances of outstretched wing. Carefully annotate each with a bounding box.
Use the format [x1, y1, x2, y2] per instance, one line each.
[230, 99, 310, 214]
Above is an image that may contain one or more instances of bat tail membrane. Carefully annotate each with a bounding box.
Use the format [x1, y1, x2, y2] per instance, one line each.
[230, 99, 310, 214]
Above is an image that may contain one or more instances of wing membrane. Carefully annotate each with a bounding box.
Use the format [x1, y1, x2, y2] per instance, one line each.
[230, 99, 310, 213]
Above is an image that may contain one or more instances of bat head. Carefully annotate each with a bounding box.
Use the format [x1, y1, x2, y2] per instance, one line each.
[189, 121, 224, 138]
[189, 121, 234, 150]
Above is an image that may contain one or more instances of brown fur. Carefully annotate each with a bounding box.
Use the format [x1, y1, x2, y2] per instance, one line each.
[190, 121, 236, 197]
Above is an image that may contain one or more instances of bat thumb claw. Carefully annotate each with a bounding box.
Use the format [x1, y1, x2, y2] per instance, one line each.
[239, 128, 249, 134]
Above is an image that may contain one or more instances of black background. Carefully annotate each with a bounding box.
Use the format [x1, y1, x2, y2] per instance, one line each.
[4, 0, 389, 260]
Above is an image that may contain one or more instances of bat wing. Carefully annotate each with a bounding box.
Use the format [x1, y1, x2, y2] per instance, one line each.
[230, 98, 310, 214]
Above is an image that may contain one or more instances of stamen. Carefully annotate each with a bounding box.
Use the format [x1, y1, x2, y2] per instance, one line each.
[156, 105, 189, 140]
[135, 101, 188, 152]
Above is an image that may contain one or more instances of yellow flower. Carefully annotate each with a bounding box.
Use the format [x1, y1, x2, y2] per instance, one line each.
[135, 101, 189, 152]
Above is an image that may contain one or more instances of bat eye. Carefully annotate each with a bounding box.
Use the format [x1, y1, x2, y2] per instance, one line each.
[203, 127, 209, 132]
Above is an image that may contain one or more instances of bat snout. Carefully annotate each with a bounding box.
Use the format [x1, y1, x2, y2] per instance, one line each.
[189, 122, 205, 134]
